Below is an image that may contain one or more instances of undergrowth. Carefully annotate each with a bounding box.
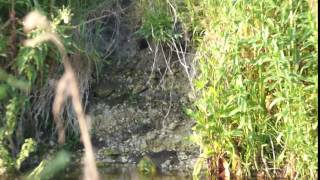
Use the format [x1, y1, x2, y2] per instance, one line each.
[137, 0, 179, 43]
[0, 0, 105, 176]
[137, 0, 196, 91]
[139, 0, 318, 179]
[187, 0, 318, 179]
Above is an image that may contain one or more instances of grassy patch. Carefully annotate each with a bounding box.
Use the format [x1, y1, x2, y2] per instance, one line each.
[138, 0, 318, 178]
[183, 0, 318, 178]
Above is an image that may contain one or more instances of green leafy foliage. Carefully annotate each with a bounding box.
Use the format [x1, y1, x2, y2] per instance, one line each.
[0, 97, 23, 157]
[27, 150, 71, 180]
[181, 0, 318, 178]
[137, 0, 180, 43]
[0, 84, 8, 100]
[15, 138, 37, 170]
[3, 97, 20, 139]
[0, 35, 7, 57]
[0, 97, 36, 174]
[0, 146, 14, 175]
[135, 0, 317, 177]
[0, 1, 75, 176]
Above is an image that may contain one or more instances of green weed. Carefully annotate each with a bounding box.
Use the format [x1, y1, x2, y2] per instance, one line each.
[137, 0, 180, 43]
[182, 0, 318, 178]
[0, 2, 75, 176]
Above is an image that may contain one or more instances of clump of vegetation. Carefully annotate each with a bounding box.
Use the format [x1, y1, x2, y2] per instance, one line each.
[137, 0, 178, 43]
[183, 0, 318, 179]
[136, 0, 194, 91]
[0, 1, 75, 175]
[138, 0, 318, 179]
[137, 156, 157, 175]
[23, 9, 100, 179]
[27, 150, 71, 180]
[0, 0, 101, 177]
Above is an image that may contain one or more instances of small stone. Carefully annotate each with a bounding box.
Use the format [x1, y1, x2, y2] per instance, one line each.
[161, 163, 167, 170]
[140, 140, 147, 150]
[49, 140, 55, 146]
[178, 152, 188, 161]
[146, 132, 156, 140]
[119, 156, 128, 163]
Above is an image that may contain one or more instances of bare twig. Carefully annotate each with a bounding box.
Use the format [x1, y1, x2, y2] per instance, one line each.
[147, 42, 159, 86]
[169, 38, 194, 92]
[163, 81, 174, 127]
[270, 136, 276, 176]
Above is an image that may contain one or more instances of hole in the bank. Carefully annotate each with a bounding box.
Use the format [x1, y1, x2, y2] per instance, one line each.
[139, 38, 148, 50]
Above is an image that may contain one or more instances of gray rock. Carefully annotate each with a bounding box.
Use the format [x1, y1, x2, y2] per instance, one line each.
[168, 122, 178, 130]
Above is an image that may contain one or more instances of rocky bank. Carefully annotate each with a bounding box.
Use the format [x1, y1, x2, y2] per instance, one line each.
[86, 0, 198, 175]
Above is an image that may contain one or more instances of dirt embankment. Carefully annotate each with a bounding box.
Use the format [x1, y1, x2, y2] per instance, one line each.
[86, 0, 198, 174]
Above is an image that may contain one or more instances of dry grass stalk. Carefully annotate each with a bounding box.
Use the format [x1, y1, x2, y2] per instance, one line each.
[23, 11, 99, 180]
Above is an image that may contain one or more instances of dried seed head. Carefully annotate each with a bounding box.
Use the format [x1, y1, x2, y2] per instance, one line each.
[23, 11, 49, 32]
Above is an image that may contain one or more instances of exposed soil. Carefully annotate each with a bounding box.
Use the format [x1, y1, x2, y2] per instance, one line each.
[86, 0, 198, 174]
